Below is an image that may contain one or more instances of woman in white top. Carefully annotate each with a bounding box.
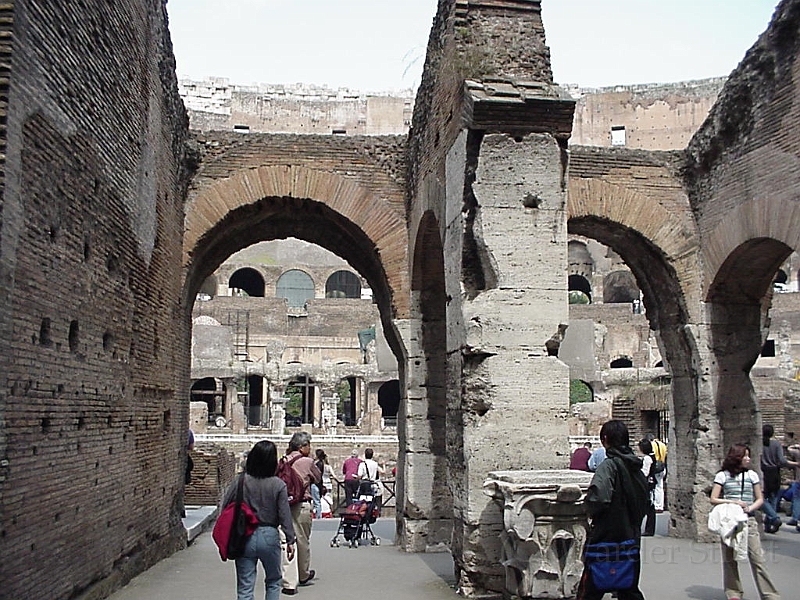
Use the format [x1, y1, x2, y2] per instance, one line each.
[710, 443, 781, 600]
[357, 447, 385, 506]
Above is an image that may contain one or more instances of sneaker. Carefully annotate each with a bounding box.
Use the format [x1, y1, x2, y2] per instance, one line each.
[299, 570, 315, 586]
[281, 590, 297, 596]
[796, 524, 800, 533]
[787, 519, 797, 526]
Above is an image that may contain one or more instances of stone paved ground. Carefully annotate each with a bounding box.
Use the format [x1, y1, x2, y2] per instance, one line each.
[108, 512, 800, 599]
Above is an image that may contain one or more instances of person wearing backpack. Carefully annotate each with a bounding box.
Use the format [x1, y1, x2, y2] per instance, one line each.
[577, 420, 649, 600]
[279, 432, 320, 596]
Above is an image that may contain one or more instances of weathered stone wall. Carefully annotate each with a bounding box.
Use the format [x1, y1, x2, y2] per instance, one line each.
[185, 444, 238, 506]
[569, 78, 725, 150]
[179, 78, 413, 135]
[0, 1, 191, 599]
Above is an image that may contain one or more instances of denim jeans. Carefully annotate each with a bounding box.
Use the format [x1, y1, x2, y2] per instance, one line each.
[310, 483, 321, 518]
[235, 525, 282, 600]
[791, 481, 800, 521]
[761, 492, 781, 525]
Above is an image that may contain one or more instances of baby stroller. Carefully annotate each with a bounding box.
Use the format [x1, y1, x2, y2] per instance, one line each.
[330, 480, 381, 548]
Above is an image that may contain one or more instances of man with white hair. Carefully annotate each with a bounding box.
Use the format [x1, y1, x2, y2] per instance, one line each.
[342, 448, 362, 505]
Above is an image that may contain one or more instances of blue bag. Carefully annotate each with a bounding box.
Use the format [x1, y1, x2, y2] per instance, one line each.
[583, 539, 639, 591]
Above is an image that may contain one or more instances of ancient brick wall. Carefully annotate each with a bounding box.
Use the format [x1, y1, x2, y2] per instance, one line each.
[185, 444, 238, 506]
[0, 2, 190, 599]
[570, 79, 725, 150]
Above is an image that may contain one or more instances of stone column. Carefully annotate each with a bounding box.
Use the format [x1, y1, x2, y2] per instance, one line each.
[271, 395, 288, 433]
[453, 131, 572, 595]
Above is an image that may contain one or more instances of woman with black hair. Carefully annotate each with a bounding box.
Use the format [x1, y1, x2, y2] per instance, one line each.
[710, 443, 780, 600]
[219, 440, 296, 600]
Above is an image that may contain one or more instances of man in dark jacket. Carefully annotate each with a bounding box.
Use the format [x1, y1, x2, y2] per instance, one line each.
[577, 420, 649, 600]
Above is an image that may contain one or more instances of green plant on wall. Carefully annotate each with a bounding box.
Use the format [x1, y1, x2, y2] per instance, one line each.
[569, 290, 590, 304]
[570, 379, 593, 404]
[285, 384, 302, 417]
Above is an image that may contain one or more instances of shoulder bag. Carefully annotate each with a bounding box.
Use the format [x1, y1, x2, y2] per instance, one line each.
[212, 474, 259, 561]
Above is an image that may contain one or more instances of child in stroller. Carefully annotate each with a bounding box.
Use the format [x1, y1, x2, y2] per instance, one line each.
[330, 480, 381, 548]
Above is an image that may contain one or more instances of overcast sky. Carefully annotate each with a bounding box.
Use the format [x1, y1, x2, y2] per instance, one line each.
[166, 0, 781, 91]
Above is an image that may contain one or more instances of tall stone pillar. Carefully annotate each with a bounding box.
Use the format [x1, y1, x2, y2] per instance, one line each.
[450, 84, 575, 595]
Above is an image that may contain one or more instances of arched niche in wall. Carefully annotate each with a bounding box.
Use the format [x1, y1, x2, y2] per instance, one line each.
[277, 269, 315, 307]
[229, 267, 265, 297]
[568, 274, 592, 303]
[610, 357, 633, 368]
[326, 270, 361, 298]
[603, 270, 639, 304]
[378, 379, 401, 426]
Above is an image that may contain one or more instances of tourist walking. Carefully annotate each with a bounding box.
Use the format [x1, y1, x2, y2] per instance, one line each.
[219, 440, 296, 600]
[710, 442, 781, 600]
[280, 432, 321, 596]
[577, 420, 649, 600]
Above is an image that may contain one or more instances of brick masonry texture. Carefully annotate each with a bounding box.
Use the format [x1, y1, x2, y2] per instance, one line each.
[5, 0, 800, 598]
[0, 1, 190, 599]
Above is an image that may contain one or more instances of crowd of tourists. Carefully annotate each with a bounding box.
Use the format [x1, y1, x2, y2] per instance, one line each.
[215, 434, 385, 599]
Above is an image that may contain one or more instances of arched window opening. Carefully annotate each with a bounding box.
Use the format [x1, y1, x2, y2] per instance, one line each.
[610, 357, 633, 368]
[277, 269, 315, 307]
[228, 267, 265, 297]
[378, 380, 401, 427]
[336, 377, 358, 426]
[191, 377, 226, 422]
[569, 379, 593, 404]
[568, 274, 592, 303]
[246, 375, 265, 426]
[603, 270, 639, 304]
[285, 376, 316, 425]
[325, 270, 361, 298]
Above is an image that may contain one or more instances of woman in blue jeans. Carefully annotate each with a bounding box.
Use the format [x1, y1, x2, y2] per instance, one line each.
[220, 441, 296, 600]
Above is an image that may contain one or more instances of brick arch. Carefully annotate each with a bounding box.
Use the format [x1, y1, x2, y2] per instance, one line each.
[568, 176, 702, 534]
[703, 196, 800, 303]
[183, 165, 410, 319]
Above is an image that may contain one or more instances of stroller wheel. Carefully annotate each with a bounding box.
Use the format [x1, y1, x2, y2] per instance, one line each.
[330, 540, 338, 548]
[373, 537, 381, 546]
[350, 539, 358, 548]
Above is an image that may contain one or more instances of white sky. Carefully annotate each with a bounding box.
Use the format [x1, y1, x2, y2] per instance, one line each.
[166, 0, 781, 92]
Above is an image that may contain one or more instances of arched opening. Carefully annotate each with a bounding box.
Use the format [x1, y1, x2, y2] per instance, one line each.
[569, 202, 695, 534]
[277, 269, 315, 307]
[568, 274, 592, 303]
[336, 376, 358, 426]
[407, 210, 451, 548]
[603, 270, 639, 304]
[245, 374, 265, 426]
[707, 237, 793, 447]
[285, 376, 317, 426]
[570, 379, 593, 404]
[610, 357, 633, 368]
[191, 377, 226, 422]
[378, 379, 401, 426]
[326, 270, 361, 298]
[229, 267, 265, 297]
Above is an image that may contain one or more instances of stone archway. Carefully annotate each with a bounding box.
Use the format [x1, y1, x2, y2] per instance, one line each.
[568, 169, 704, 536]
